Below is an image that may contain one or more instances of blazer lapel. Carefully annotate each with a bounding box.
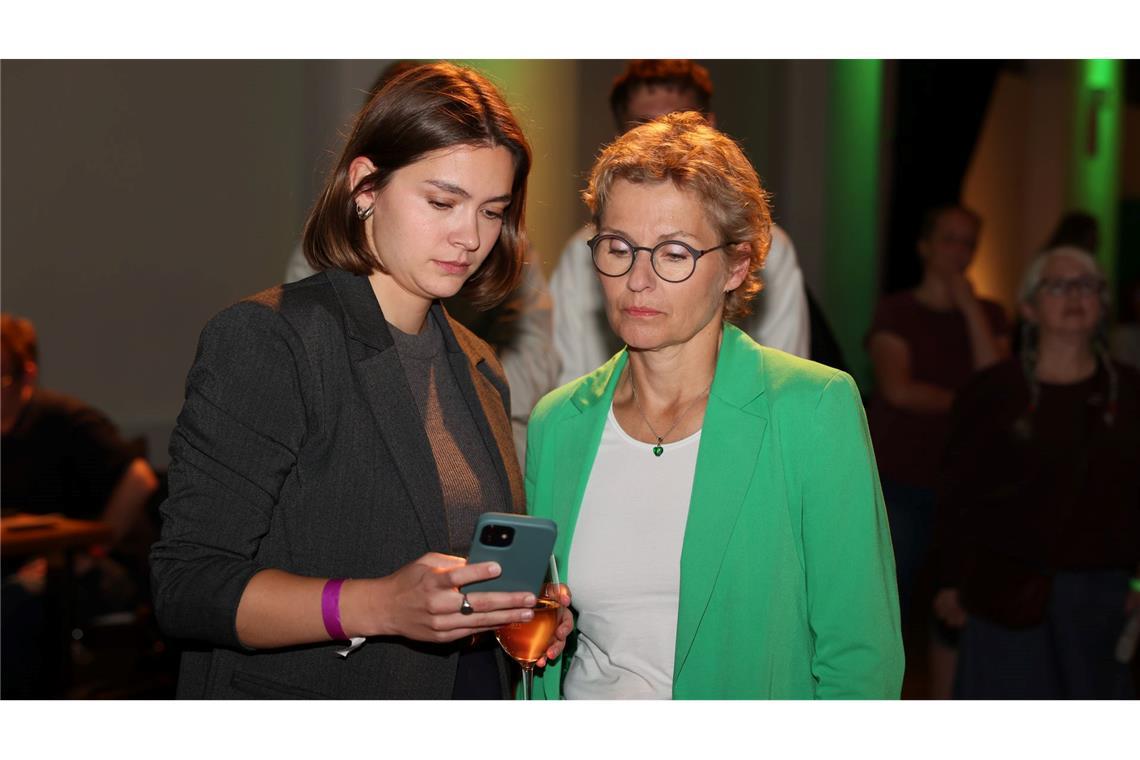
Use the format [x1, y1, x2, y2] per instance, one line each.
[551, 352, 627, 576]
[326, 270, 449, 552]
[673, 325, 769, 680]
[438, 303, 525, 515]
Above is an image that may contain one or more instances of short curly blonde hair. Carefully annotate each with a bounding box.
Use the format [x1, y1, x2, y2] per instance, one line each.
[582, 111, 772, 322]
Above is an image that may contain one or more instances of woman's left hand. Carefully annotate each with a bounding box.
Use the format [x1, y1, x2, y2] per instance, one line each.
[535, 583, 573, 669]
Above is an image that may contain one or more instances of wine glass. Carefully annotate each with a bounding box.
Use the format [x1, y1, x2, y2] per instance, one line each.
[495, 572, 562, 699]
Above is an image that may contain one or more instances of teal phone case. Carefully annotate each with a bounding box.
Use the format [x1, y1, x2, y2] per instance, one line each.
[461, 513, 557, 596]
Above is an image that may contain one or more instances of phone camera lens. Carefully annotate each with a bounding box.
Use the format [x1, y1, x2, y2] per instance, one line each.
[479, 524, 515, 547]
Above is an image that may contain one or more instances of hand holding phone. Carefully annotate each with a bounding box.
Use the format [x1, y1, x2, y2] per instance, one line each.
[460, 513, 557, 596]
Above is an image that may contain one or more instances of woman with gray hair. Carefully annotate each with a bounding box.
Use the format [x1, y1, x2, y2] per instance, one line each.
[933, 246, 1140, 698]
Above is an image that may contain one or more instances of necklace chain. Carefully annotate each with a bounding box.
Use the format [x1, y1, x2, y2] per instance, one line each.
[628, 365, 710, 457]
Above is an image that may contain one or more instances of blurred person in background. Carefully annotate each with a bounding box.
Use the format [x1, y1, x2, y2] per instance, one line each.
[2, 312, 159, 697]
[1011, 210, 1101, 356]
[933, 247, 1140, 698]
[1037, 209, 1140, 371]
[865, 203, 1009, 697]
[2, 313, 158, 542]
[550, 60, 812, 389]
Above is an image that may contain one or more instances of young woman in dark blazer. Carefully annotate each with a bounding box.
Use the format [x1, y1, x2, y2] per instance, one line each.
[150, 62, 570, 699]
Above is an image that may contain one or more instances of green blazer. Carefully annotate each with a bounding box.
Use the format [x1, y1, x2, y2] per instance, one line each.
[525, 324, 904, 699]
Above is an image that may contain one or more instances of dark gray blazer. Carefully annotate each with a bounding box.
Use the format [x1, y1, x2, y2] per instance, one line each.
[150, 269, 525, 699]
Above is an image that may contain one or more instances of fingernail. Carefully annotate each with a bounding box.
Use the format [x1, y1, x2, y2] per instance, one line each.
[487, 563, 501, 576]
[521, 610, 534, 620]
[523, 595, 536, 607]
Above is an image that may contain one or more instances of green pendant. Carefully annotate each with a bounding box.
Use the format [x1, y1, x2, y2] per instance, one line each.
[652, 444, 664, 457]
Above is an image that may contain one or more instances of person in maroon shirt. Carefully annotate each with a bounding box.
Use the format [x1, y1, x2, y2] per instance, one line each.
[932, 246, 1140, 698]
[866, 204, 1009, 696]
[1, 313, 158, 534]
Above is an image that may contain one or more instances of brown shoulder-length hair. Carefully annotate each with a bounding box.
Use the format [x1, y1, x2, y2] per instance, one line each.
[302, 62, 531, 310]
[582, 111, 771, 322]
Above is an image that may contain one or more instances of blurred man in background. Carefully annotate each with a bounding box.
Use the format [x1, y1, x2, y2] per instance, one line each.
[550, 60, 813, 387]
[2, 312, 159, 697]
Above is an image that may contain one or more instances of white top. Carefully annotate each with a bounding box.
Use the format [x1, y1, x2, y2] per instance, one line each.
[551, 223, 810, 387]
[563, 404, 700, 700]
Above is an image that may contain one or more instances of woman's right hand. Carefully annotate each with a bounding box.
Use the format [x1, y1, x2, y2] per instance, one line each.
[932, 587, 968, 628]
[349, 552, 537, 644]
[944, 272, 980, 312]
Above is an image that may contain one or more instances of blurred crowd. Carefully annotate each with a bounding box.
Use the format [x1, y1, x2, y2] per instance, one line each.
[2, 59, 1137, 700]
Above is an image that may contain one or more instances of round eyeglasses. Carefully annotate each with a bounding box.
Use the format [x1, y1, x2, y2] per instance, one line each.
[1036, 276, 1104, 298]
[587, 234, 737, 284]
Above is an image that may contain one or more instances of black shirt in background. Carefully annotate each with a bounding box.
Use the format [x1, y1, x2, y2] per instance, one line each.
[935, 358, 1140, 624]
[1, 389, 135, 520]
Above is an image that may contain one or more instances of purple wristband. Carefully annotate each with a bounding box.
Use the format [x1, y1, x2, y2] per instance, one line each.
[321, 578, 349, 641]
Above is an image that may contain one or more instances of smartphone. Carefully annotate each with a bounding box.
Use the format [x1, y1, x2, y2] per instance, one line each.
[460, 512, 557, 596]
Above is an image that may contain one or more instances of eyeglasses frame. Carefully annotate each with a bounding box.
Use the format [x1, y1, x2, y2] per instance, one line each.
[586, 233, 739, 284]
[1035, 275, 1106, 299]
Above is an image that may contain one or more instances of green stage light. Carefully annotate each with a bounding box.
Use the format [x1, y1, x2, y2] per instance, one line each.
[825, 60, 882, 389]
[1070, 59, 1123, 297]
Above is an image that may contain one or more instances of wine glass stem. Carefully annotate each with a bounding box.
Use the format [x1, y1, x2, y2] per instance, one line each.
[520, 662, 534, 700]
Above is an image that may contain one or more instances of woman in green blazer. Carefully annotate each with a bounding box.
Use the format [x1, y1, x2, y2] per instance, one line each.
[526, 112, 903, 699]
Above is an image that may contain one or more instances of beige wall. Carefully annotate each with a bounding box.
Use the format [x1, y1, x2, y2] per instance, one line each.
[2, 61, 309, 462]
[0, 60, 591, 464]
[963, 63, 1075, 314]
[463, 60, 581, 276]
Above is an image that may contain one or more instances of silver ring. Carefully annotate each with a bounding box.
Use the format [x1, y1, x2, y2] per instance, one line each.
[459, 593, 474, 615]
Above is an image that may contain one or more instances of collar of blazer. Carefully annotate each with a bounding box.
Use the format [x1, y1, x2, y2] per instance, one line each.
[321, 268, 524, 551]
[551, 322, 772, 683]
[323, 268, 467, 357]
[564, 322, 771, 415]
